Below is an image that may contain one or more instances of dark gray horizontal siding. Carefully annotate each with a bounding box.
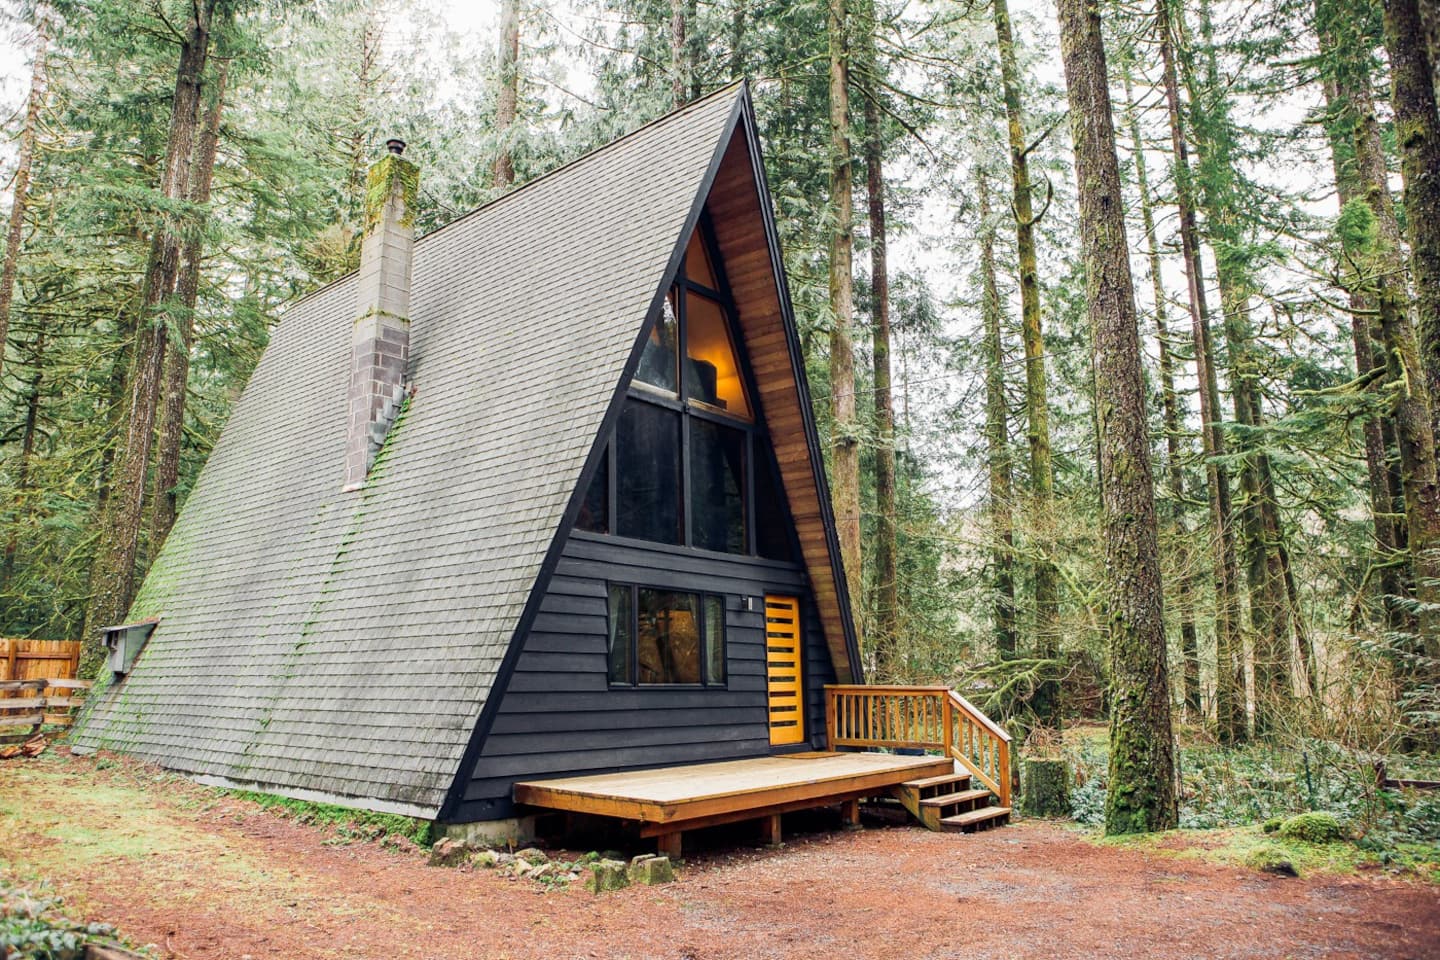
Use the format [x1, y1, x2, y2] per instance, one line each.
[453, 533, 833, 821]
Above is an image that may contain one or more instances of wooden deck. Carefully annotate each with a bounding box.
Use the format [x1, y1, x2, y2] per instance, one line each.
[514, 751, 953, 856]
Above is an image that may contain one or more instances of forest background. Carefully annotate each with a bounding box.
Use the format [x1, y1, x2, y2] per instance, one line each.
[1, 0, 1438, 838]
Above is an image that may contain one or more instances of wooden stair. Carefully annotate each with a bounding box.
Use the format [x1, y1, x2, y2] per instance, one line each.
[894, 772, 1011, 833]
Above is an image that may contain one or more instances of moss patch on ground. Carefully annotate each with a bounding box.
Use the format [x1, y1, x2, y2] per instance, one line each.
[0, 754, 299, 895]
[1086, 823, 1440, 882]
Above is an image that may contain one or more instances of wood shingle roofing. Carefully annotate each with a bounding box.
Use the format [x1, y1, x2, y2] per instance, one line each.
[75, 85, 748, 817]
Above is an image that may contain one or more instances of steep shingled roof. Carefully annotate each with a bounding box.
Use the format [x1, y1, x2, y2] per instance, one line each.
[75, 86, 746, 816]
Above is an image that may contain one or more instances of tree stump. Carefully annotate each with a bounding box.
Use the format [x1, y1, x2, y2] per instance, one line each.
[1021, 757, 1070, 818]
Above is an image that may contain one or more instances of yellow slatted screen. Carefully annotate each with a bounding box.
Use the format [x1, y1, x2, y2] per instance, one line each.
[764, 595, 804, 745]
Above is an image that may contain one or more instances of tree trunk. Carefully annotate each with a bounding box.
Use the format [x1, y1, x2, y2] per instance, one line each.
[0, 7, 50, 383]
[1124, 69, 1201, 718]
[1316, 0, 1408, 632]
[1384, 0, 1440, 447]
[729, 0, 746, 81]
[859, 0, 897, 674]
[1057, 0, 1177, 834]
[150, 56, 229, 556]
[1157, 0, 1245, 743]
[992, 0, 1059, 724]
[1181, 0, 1297, 736]
[828, 0, 863, 639]
[81, 1, 215, 676]
[671, 0, 689, 107]
[348, 14, 382, 215]
[493, 0, 521, 187]
[2, 331, 46, 589]
[979, 172, 1018, 662]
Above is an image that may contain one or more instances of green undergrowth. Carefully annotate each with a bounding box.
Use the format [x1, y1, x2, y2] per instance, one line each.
[225, 791, 434, 848]
[1055, 724, 1440, 879]
[1, 876, 155, 959]
[1095, 822, 1440, 882]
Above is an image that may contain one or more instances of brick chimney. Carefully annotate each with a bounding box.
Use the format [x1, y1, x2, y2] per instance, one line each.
[345, 139, 419, 490]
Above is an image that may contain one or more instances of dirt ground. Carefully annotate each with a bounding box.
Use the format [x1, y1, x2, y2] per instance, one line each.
[2, 751, 1438, 960]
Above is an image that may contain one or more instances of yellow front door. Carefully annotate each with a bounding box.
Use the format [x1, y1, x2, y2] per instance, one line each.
[764, 595, 805, 745]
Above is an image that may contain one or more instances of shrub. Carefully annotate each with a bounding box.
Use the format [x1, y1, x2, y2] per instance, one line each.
[1278, 812, 1346, 844]
[1244, 844, 1299, 877]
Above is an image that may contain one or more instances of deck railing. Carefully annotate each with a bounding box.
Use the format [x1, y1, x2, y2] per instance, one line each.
[824, 684, 1012, 807]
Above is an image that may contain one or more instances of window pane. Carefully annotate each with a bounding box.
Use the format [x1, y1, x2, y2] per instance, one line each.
[637, 589, 701, 684]
[690, 418, 746, 553]
[755, 452, 794, 561]
[635, 291, 678, 394]
[576, 448, 608, 534]
[607, 584, 633, 684]
[616, 401, 682, 544]
[705, 595, 726, 685]
[684, 294, 752, 419]
[686, 229, 719, 289]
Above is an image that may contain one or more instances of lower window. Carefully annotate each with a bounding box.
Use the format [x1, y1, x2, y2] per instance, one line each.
[607, 585, 726, 686]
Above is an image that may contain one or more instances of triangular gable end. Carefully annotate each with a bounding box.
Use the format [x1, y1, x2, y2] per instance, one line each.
[701, 95, 865, 687]
[437, 84, 862, 821]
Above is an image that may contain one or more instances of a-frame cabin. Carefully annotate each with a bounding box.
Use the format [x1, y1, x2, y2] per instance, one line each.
[77, 84, 1011, 849]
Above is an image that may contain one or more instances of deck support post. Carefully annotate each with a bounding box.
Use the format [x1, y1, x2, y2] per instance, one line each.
[840, 798, 861, 827]
[761, 812, 783, 847]
[657, 831, 682, 860]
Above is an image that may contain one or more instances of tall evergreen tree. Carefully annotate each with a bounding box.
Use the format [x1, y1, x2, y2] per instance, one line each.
[494, 0, 521, 187]
[991, 0, 1059, 724]
[1157, 0, 1246, 742]
[858, 0, 898, 672]
[979, 170, 1017, 663]
[1057, 0, 1177, 833]
[81, 0, 225, 674]
[0, 5, 52, 385]
[828, 0, 864, 632]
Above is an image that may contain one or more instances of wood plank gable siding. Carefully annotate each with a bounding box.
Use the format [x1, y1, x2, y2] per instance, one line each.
[705, 115, 858, 684]
[454, 534, 836, 822]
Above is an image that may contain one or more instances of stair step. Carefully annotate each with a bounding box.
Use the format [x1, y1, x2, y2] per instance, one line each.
[920, 788, 993, 809]
[940, 806, 1012, 832]
[902, 773, 972, 791]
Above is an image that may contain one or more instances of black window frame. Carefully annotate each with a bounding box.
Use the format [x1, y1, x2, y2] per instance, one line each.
[581, 213, 797, 561]
[606, 583, 728, 688]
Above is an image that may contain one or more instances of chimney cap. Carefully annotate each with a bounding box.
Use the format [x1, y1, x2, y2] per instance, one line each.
[385, 138, 407, 156]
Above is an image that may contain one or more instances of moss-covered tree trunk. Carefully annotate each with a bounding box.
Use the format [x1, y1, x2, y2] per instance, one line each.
[1384, 0, 1440, 447]
[1316, 0, 1408, 631]
[493, 0, 521, 186]
[150, 55, 229, 557]
[1157, 0, 1245, 743]
[0, 6, 49, 385]
[1381, 0, 1440, 685]
[1057, 0, 1177, 834]
[992, 0, 1058, 724]
[81, 0, 216, 676]
[979, 171, 1017, 663]
[1123, 69, 1200, 718]
[828, 0, 864, 631]
[1181, 0, 1298, 737]
[670, 0, 688, 108]
[860, 0, 898, 674]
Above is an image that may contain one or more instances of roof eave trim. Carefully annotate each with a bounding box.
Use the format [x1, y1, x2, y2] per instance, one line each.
[435, 89, 750, 823]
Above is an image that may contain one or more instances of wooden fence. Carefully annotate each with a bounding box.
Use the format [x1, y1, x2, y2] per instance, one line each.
[1, 638, 81, 688]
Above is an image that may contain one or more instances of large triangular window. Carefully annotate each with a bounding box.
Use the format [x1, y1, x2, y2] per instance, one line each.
[576, 213, 793, 562]
[634, 229, 753, 420]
